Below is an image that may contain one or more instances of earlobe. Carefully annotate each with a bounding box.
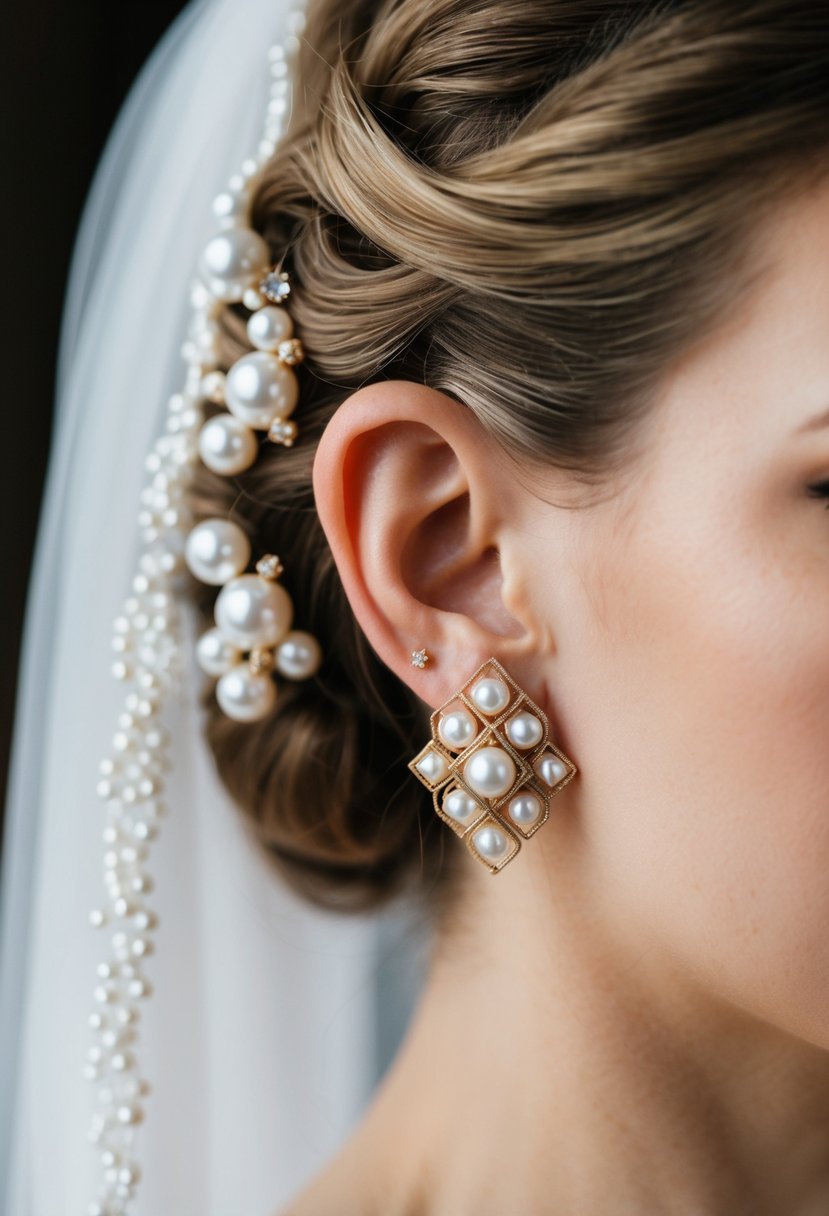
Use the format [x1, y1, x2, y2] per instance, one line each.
[312, 379, 534, 695]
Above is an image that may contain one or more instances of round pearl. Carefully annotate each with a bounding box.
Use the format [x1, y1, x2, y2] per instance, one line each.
[463, 746, 515, 799]
[415, 749, 449, 784]
[196, 626, 242, 676]
[437, 708, 478, 751]
[247, 306, 294, 351]
[534, 752, 569, 788]
[442, 788, 479, 824]
[214, 573, 293, 649]
[216, 664, 276, 721]
[185, 519, 251, 585]
[274, 631, 322, 679]
[225, 351, 299, 429]
[505, 710, 543, 750]
[198, 229, 270, 302]
[472, 825, 511, 863]
[508, 791, 542, 827]
[197, 414, 258, 475]
[211, 188, 249, 226]
[470, 676, 510, 716]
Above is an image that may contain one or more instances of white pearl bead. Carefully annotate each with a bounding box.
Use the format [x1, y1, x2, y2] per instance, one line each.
[442, 788, 479, 824]
[470, 676, 510, 716]
[200, 370, 226, 404]
[196, 626, 242, 676]
[225, 351, 299, 429]
[274, 631, 322, 679]
[211, 189, 249, 225]
[437, 708, 478, 751]
[247, 305, 294, 351]
[534, 751, 569, 788]
[214, 573, 293, 649]
[216, 665, 276, 721]
[185, 519, 251, 585]
[197, 414, 258, 475]
[198, 228, 270, 302]
[415, 749, 449, 784]
[463, 746, 515, 799]
[243, 286, 266, 311]
[472, 825, 512, 862]
[505, 710, 543, 750]
[508, 791, 542, 826]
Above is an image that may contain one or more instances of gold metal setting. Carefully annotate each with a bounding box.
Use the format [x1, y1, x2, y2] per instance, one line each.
[408, 657, 577, 874]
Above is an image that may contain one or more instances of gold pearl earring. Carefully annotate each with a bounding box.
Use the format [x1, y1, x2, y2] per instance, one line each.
[408, 656, 577, 873]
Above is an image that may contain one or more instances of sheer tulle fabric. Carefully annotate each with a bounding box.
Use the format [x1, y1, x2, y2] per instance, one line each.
[0, 0, 429, 1210]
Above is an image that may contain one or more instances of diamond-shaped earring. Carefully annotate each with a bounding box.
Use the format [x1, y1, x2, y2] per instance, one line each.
[408, 657, 577, 874]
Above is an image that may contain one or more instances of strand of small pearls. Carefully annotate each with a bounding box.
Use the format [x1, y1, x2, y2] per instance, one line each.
[85, 10, 307, 1215]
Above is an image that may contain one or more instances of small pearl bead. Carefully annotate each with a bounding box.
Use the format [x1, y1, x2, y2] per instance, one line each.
[442, 788, 479, 824]
[185, 518, 251, 585]
[274, 630, 322, 679]
[214, 573, 293, 649]
[472, 825, 512, 863]
[211, 190, 249, 225]
[196, 626, 242, 676]
[534, 751, 569, 788]
[243, 286, 266, 311]
[415, 749, 449, 784]
[470, 676, 509, 716]
[437, 708, 478, 751]
[198, 229, 270, 302]
[197, 414, 258, 476]
[508, 791, 542, 826]
[224, 351, 299, 429]
[216, 664, 277, 722]
[463, 746, 515, 799]
[505, 710, 543, 750]
[247, 305, 294, 351]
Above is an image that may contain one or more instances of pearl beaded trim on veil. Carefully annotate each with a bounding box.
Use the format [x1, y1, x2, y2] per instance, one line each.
[84, 7, 311, 1212]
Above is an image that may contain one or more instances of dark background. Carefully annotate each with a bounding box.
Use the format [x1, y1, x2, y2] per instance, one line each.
[1, 1, 188, 860]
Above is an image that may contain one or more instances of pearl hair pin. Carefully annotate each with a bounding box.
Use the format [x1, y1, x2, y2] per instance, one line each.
[85, 10, 309, 1214]
[408, 657, 577, 873]
[183, 242, 324, 723]
[184, 141, 323, 723]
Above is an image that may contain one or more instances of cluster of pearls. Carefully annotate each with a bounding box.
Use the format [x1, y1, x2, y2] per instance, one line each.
[408, 658, 578, 874]
[85, 11, 307, 1215]
[184, 43, 326, 724]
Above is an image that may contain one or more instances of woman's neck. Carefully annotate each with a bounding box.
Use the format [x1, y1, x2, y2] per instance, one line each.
[286, 824, 829, 1215]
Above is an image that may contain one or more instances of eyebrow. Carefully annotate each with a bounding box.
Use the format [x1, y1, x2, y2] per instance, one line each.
[796, 404, 829, 435]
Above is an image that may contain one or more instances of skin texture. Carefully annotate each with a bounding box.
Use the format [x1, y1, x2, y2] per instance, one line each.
[283, 177, 829, 1215]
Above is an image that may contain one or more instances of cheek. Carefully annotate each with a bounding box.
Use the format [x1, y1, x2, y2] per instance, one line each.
[559, 500, 829, 1043]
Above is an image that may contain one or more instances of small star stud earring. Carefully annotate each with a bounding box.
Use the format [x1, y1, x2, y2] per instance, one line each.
[411, 648, 430, 669]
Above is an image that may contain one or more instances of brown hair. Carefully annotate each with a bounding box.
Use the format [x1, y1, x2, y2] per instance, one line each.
[187, 0, 829, 921]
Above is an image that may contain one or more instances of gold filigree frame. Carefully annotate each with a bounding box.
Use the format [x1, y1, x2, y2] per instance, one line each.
[408, 657, 577, 874]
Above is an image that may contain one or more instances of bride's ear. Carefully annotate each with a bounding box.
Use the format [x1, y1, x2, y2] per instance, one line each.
[312, 380, 543, 701]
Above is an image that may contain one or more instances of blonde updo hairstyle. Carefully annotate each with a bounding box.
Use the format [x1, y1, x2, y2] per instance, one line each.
[187, 0, 829, 919]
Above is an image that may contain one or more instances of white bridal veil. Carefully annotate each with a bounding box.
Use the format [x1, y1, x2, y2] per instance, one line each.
[0, 0, 431, 1210]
